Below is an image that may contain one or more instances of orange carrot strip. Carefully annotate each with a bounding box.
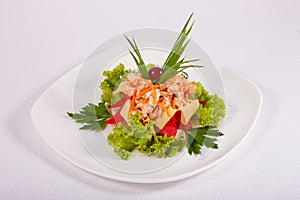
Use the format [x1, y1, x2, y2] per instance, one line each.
[138, 86, 153, 97]
[151, 84, 157, 103]
[139, 98, 149, 104]
[171, 98, 177, 108]
[129, 80, 140, 113]
[159, 87, 167, 91]
[129, 96, 135, 113]
[159, 102, 170, 117]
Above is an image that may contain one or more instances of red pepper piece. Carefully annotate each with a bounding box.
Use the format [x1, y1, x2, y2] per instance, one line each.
[105, 116, 117, 124]
[174, 110, 182, 128]
[105, 109, 126, 125]
[159, 120, 178, 138]
[199, 101, 207, 106]
[159, 110, 183, 137]
[107, 95, 129, 108]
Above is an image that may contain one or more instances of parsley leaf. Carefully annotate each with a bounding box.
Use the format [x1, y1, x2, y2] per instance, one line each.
[185, 126, 224, 155]
[67, 102, 112, 131]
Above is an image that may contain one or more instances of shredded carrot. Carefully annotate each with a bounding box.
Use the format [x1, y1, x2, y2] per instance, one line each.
[138, 86, 153, 97]
[159, 102, 170, 117]
[129, 80, 140, 113]
[159, 87, 167, 91]
[150, 84, 157, 104]
[136, 83, 158, 106]
[171, 98, 177, 108]
[129, 96, 135, 113]
[139, 98, 149, 104]
[158, 96, 165, 103]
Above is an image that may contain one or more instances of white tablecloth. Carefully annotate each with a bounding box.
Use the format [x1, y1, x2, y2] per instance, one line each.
[1, 0, 299, 199]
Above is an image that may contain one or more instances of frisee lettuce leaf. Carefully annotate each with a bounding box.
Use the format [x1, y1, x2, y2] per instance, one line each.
[195, 82, 210, 101]
[107, 114, 186, 160]
[107, 127, 136, 160]
[194, 82, 226, 127]
[100, 63, 128, 103]
[147, 135, 186, 158]
[199, 94, 226, 127]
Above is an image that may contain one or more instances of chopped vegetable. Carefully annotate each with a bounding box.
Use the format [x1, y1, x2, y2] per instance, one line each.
[158, 111, 181, 137]
[159, 118, 178, 137]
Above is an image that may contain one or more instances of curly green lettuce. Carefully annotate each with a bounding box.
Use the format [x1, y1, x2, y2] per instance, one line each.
[107, 126, 136, 160]
[148, 135, 186, 158]
[100, 63, 128, 103]
[195, 82, 226, 127]
[195, 82, 210, 101]
[107, 114, 186, 160]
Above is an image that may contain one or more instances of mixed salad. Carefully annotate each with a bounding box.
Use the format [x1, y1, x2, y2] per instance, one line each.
[68, 14, 226, 160]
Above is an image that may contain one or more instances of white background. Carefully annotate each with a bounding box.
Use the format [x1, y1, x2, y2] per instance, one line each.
[1, 0, 300, 199]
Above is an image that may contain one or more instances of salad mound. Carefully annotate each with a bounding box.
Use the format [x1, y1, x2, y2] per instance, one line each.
[68, 13, 226, 160]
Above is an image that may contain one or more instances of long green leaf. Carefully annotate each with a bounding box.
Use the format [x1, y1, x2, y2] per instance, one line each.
[124, 35, 150, 79]
[157, 13, 203, 83]
[163, 13, 194, 70]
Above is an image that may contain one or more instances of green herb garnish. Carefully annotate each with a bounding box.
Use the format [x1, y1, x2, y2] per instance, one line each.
[158, 13, 203, 83]
[186, 126, 224, 155]
[67, 103, 112, 131]
[125, 13, 203, 83]
[124, 35, 150, 79]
